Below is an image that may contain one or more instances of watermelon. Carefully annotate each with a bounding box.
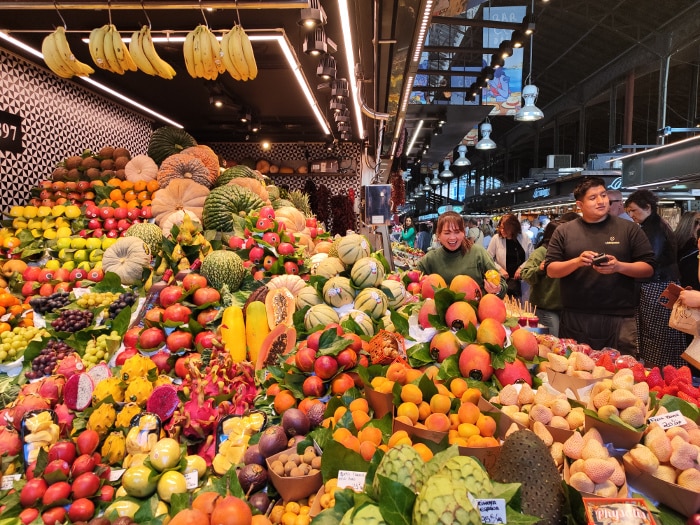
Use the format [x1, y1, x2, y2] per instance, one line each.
[323, 276, 356, 308]
[304, 304, 340, 331]
[350, 256, 385, 288]
[148, 126, 197, 165]
[353, 287, 388, 320]
[200, 250, 246, 291]
[202, 185, 265, 232]
[215, 165, 262, 188]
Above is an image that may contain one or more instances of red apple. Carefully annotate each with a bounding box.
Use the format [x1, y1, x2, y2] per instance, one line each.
[22, 266, 41, 282]
[305, 217, 317, 228]
[116, 219, 131, 231]
[91, 228, 103, 238]
[162, 303, 192, 324]
[106, 230, 119, 238]
[53, 268, 70, 282]
[53, 282, 72, 294]
[38, 268, 56, 283]
[228, 236, 245, 249]
[138, 327, 166, 350]
[194, 330, 217, 349]
[256, 217, 272, 231]
[69, 268, 87, 282]
[182, 273, 207, 291]
[263, 255, 277, 271]
[115, 347, 137, 366]
[277, 242, 295, 256]
[313, 355, 339, 380]
[150, 350, 172, 373]
[99, 207, 114, 219]
[249, 246, 265, 264]
[166, 330, 193, 352]
[21, 281, 38, 297]
[262, 231, 280, 246]
[87, 269, 104, 282]
[159, 285, 184, 308]
[122, 327, 141, 348]
[113, 207, 128, 220]
[140, 207, 152, 219]
[284, 261, 299, 275]
[196, 308, 219, 326]
[39, 283, 55, 296]
[259, 206, 275, 219]
[144, 307, 164, 327]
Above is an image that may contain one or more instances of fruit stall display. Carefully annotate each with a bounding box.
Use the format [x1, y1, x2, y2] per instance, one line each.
[390, 242, 424, 270]
[2, 128, 700, 525]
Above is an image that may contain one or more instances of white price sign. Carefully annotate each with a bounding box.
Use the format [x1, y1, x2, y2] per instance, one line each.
[648, 410, 685, 429]
[1, 474, 21, 490]
[184, 470, 199, 490]
[337, 470, 366, 492]
[469, 494, 507, 525]
[109, 468, 125, 482]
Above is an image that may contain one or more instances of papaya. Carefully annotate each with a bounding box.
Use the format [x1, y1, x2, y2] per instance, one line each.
[264, 287, 296, 330]
[220, 305, 246, 362]
[246, 301, 270, 366]
[256, 324, 296, 370]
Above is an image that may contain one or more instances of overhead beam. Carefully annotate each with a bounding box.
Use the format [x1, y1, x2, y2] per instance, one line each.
[431, 16, 522, 30]
[0, 1, 308, 8]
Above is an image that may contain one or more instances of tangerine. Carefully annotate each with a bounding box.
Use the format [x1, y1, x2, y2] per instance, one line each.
[273, 390, 297, 414]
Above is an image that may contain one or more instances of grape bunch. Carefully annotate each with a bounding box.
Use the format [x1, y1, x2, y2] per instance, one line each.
[29, 291, 71, 315]
[0, 326, 47, 363]
[82, 330, 122, 368]
[50, 309, 94, 333]
[108, 291, 139, 319]
[76, 291, 120, 309]
[26, 339, 72, 379]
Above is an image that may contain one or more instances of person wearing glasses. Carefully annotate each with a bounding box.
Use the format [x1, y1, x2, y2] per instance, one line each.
[545, 177, 655, 356]
[625, 189, 686, 368]
[417, 211, 507, 296]
[607, 189, 632, 221]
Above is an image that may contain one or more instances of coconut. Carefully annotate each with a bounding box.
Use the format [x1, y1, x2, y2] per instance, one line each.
[146, 384, 180, 422]
[63, 373, 95, 411]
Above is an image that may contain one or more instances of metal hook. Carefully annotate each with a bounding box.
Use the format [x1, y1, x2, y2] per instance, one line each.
[107, 0, 113, 26]
[235, 0, 241, 26]
[140, 0, 152, 30]
[199, 0, 209, 27]
[53, 1, 67, 29]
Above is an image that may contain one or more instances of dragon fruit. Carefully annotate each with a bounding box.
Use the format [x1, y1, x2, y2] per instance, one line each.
[124, 377, 153, 406]
[87, 362, 112, 384]
[116, 403, 142, 429]
[146, 384, 179, 422]
[87, 403, 116, 438]
[120, 354, 157, 383]
[53, 352, 85, 380]
[53, 403, 75, 437]
[195, 434, 216, 466]
[92, 377, 124, 405]
[20, 375, 65, 407]
[63, 373, 94, 411]
[0, 425, 22, 456]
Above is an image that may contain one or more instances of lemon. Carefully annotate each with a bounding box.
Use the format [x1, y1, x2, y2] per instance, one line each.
[22, 206, 38, 219]
[37, 206, 52, 217]
[43, 229, 57, 240]
[56, 226, 72, 238]
[65, 205, 82, 219]
[45, 259, 61, 270]
[9, 206, 24, 218]
[70, 237, 87, 250]
[51, 205, 66, 217]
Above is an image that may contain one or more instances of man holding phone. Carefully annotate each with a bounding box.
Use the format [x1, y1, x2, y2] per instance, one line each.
[545, 177, 655, 355]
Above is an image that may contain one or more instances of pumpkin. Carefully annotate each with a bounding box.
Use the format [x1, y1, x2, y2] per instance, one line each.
[228, 177, 270, 204]
[148, 126, 197, 165]
[124, 154, 158, 182]
[202, 185, 265, 232]
[157, 153, 216, 189]
[159, 210, 202, 235]
[102, 237, 152, 285]
[151, 179, 210, 225]
[274, 206, 306, 233]
[255, 159, 271, 174]
[181, 145, 221, 182]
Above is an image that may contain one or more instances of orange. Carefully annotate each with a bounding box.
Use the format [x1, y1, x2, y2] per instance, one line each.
[0, 322, 10, 334]
[266, 383, 281, 397]
[127, 200, 140, 209]
[476, 414, 496, 437]
[124, 190, 138, 202]
[140, 199, 152, 207]
[107, 177, 122, 187]
[449, 378, 469, 399]
[348, 398, 369, 413]
[396, 402, 419, 425]
[412, 442, 433, 462]
[115, 199, 128, 208]
[120, 180, 134, 190]
[137, 190, 150, 201]
[146, 180, 160, 193]
[400, 383, 423, 404]
[429, 393, 452, 415]
[458, 401, 480, 425]
[272, 390, 297, 414]
[2, 237, 20, 250]
[133, 180, 147, 192]
[0, 307, 5, 318]
[109, 188, 124, 201]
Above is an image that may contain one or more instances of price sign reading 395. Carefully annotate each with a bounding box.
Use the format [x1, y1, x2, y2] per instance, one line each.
[0, 110, 23, 154]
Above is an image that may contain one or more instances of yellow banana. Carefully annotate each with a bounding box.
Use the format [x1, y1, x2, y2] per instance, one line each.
[183, 27, 198, 78]
[229, 25, 249, 81]
[198, 26, 216, 80]
[191, 26, 205, 78]
[141, 26, 175, 79]
[52, 26, 95, 77]
[129, 28, 157, 75]
[239, 27, 257, 80]
[41, 32, 74, 78]
[111, 25, 137, 72]
[103, 25, 124, 74]
[88, 25, 109, 70]
[220, 29, 242, 80]
[207, 28, 225, 75]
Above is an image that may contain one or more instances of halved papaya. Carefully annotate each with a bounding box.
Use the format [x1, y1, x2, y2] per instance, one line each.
[255, 324, 296, 371]
[264, 287, 296, 330]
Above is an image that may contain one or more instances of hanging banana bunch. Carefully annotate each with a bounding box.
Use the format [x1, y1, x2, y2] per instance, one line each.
[41, 26, 95, 78]
[221, 24, 258, 81]
[183, 24, 224, 80]
[88, 24, 137, 74]
[128, 26, 176, 79]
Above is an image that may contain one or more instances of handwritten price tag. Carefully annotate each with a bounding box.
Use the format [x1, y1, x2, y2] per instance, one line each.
[1, 474, 21, 490]
[648, 410, 685, 429]
[184, 470, 199, 489]
[337, 470, 366, 492]
[109, 468, 125, 482]
[475, 498, 507, 524]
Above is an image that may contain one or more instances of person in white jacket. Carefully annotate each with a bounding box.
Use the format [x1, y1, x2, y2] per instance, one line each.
[487, 213, 534, 302]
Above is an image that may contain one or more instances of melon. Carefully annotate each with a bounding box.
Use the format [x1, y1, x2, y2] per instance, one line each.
[350, 257, 385, 288]
[322, 276, 356, 308]
[379, 279, 407, 309]
[336, 234, 371, 266]
[311, 257, 345, 279]
[125, 222, 164, 257]
[200, 250, 246, 292]
[304, 304, 340, 331]
[340, 309, 375, 337]
[296, 285, 323, 309]
[353, 287, 388, 320]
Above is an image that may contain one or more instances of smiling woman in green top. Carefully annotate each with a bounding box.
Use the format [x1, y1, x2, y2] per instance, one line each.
[401, 217, 417, 247]
[417, 211, 506, 297]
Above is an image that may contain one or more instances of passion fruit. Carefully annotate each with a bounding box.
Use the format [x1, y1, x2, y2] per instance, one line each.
[156, 471, 187, 502]
[248, 491, 272, 514]
[149, 438, 181, 471]
[238, 463, 268, 495]
[121, 465, 157, 498]
[257, 425, 288, 458]
[281, 408, 310, 437]
[243, 444, 265, 467]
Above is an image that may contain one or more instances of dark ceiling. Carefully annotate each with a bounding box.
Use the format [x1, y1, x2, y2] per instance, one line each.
[1, 0, 700, 187]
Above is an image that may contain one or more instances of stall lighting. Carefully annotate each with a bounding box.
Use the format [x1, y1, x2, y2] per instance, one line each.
[475, 121, 497, 150]
[338, 0, 365, 139]
[439, 160, 454, 179]
[453, 144, 471, 166]
[303, 26, 328, 56]
[406, 119, 424, 153]
[317, 54, 337, 80]
[299, 0, 326, 29]
[430, 169, 441, 186]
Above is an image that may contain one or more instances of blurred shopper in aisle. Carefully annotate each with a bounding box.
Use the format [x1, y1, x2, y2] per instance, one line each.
[626, 190, 686, 368]
[417, 211, 506, 296]
[521, 212, 580, 336]
[607, 189, 632, 221]
[545, 177, 654, 355]
[466, 217, 484, 246]
[675, 211, 700, 290]
[401, 217, 416, 247]
[415, 223, 432, 252]
[481, 221, 495, 249]
[487, 213, 533, 302]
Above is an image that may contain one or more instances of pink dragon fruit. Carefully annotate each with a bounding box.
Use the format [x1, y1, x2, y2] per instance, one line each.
[63, 373, 94, 411]
[195, 434, 216, 466]
[146, 384, 179, 422]
[53, 403, 75, 437]
[53, 352, 85, 380]
[0, 425, 22, 456]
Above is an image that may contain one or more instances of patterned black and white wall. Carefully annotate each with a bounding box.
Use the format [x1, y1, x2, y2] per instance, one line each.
[0, 47, 154, 211]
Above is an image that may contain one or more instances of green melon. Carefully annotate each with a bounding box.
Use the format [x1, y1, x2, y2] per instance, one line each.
[215, 165, 262, 188]
[336, 234, 371, 266]
[200, 250, 246, 292]
[350, 256, 385, 288]
[148, 126, 197, 166]
[379, 279, 407, 309]
[296, 285, 323, 309]
[304, 303, 340, 331]
[311, 257, 345, 279]
[353, 287, 388, 320]
[202, 185, 265, 232]
[340, 309, 375, 337]
[124, 222, 164, 257]
[323, 276, 355, 308]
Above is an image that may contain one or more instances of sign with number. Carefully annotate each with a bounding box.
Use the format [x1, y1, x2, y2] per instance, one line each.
[0, 110, 23, 154]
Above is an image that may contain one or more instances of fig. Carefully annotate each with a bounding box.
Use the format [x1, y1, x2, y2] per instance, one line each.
[257, 425, 288, 458]
[281, 408, 310, 437]
[238, 463, 268, 495]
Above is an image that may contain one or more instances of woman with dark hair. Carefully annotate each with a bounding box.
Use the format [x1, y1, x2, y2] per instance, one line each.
[487, 213, 533, 300]
[401, 217, 416, 247]
[675, 211, 700, 290]
[417, 211, 506, 296]
[520, 213, 579, 336]
[626, 189, 686, 368]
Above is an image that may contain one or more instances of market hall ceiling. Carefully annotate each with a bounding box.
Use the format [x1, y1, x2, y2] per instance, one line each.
[1, 1, 700, 180]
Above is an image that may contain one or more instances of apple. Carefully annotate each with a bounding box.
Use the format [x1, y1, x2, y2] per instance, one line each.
[69, 268, 87, 281]
[243, 237, 256, 250]
[192, 287, 220, 306]
[43, 459, 70, 484]
[115, 347, 137, 366]
[140, 207, 152, 219]
[139, 327, 166, 350]
[252, 269, 264, 280]
[106, 230, 119, 238]
[259, 206, 275, 219]
[53, 268, 70, 282]
[308, 227, 318, 239]
[22, 266, 41, 281]
[113, 207, 128, 220]
[150, 350, 172, 373]
[182, 273, 207, 291]
[262, 231, 280, 246]
[144, 307, 164, 327]
[87, 218, 101, 230]
[277, 242, 295, 256]
[228, 236, 245, 249]
[116, 219, 131, 231]
[159, 285, 184, 308]
[162, 303, 192, 324]
[123, 327, 142, 348]
[103, 218, 118, 231]
[53, 282, 72, 293]
[256, 217, 272, 231]
[166, 330, 193, 352]
[47, 441, 76, 465]
[305, 217, 317, 228]
[87, 269, 104, 282]
[263, 255, 277, 271]
[195, 330, 217, 349]
[686, 514, 700, 525]
[126, 208, 141, 220]
[283, 261, 299, 275]
[249, 246, 265, 264]
[21, 281, 38, 296]
[99, 207, 114, 219]
[406, 269, 422, 283]
[39, 189, 53, 200]
[91, 228, 104, 238]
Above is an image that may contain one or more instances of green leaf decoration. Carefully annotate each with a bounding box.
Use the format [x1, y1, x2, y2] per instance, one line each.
[389, 309, 409, 335]
[454, 324, 477, 343]
[320, 438, 370, 481]
[489, 343, 517, 370]
[91, 271, 125, 292]
[375, 475, 415, 525]
[658, 394, 700, 422]
[407, 342, 433, 368]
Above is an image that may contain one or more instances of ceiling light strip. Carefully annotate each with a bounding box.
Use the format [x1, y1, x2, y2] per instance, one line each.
[337, 0, 365, 140]
[0, 30, 183, 128]
[406, 119, 424, 153]
[1, 2, 309, 9]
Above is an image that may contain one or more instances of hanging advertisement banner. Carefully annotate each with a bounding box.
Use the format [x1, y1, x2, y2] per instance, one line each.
[482, 6, 526, 116]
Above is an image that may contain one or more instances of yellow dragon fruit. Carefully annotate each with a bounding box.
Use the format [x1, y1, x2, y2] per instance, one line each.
[116, 403, 142, 429]
[124, 377, 154, 406]
[87, 403, 117, 438]
[120, 354, 157, 383]
[92, 377, 125, 405]
[101, 432, 126, 465]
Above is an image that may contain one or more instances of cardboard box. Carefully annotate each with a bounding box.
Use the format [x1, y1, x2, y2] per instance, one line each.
[546, 424, 575, 444]
[392, 418, 447, 444]
[365, 385, 394, 419]
[584, 414, 643, 451]
[623, 454, 700, 517]
[546, 368, 611, 402]
[266, 446, 323, 502]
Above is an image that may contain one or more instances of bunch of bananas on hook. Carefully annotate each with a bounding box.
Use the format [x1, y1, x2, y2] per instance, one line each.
[221, 24, 258, 81]
[41, 26, 95, 78]
[88, 24, 138, 75]
[183, 25, 224, 80]
[129, 25, 177, 79]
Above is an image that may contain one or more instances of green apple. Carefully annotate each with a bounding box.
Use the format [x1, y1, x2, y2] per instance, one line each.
[55, 237, 72, 250]
[73, 249, 88, 263]
[70, 237, 87, 250]
[77, 261, 92, 271]
[45, 259, 61, 270]
[101, 237, 117, 250]
[89, 249, 104, 263]
[62, 260, 76, 271]
[58, 248, 73, 262]
[85, 237, 102, 250]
